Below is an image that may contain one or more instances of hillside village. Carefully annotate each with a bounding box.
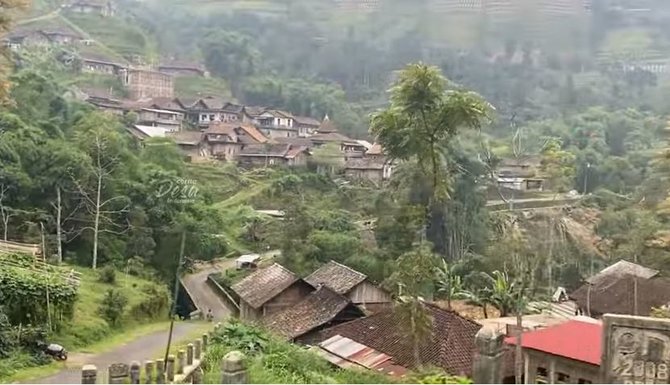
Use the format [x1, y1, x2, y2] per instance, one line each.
[198, 254, 670, 384]
[5, 0, 670, 384]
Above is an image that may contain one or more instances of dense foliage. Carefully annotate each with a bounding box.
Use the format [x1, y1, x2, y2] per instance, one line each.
[0, 254, 77, 329]
[203, 320, 469, 384]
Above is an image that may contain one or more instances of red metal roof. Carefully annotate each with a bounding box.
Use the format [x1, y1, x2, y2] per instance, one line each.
[505, 320, 602, 365]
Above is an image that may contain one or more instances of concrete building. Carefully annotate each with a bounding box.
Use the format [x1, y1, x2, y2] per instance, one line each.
[506, 319, 602, 384]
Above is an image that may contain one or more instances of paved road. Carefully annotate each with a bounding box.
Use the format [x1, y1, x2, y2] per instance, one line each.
[29, 323, 199, 384]
[181, 259, 236, 320]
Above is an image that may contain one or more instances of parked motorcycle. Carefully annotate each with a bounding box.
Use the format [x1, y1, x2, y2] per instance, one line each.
[41, 343, 68, 361]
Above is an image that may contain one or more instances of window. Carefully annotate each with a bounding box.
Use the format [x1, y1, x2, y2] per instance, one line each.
[536, 368, 548, 384]
[209, 114, 215, 121]
[578, 379, 592, 384]
[557, 373, 570, 384]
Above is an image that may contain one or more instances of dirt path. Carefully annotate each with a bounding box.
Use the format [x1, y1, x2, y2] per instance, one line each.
[29, 322, 199, 384]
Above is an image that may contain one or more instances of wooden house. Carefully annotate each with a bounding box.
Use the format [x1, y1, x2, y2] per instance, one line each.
[231, 263, 313, 321]
[262, 285, 365, 343]
[304, 261, 392, 314]
[237, 144, 310, 168]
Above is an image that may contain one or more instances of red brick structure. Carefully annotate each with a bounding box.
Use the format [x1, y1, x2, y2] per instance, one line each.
[124, 68, 174, 100]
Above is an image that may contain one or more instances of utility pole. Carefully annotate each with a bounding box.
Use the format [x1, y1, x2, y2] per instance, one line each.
[163, 230, 186, 372]
[634, 254, 639, 316]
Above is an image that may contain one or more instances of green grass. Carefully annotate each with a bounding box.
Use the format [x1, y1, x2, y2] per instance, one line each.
[64, 13, 157, 59]
[174, 76, 233, 99]
[52, 266, 169, 349]
[0, 264, 171, 382]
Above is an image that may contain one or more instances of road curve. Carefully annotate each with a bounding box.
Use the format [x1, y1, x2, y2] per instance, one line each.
[180, 259, 236, 320]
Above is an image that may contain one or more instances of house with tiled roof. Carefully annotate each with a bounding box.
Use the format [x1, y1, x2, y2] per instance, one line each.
[262, 285, 364, 342]
[231, 263, 313, 321]
[167, 131, 209, 162]
[344, 158, 393, 185]
[293, 115, 321, 137]
[158, 60, 208, 77]
[570, 274, 670, 318]
[305, 261, 392, 314]
[203, 122, 268, 161]
[310, 116, 367, 155]
[505, 319, 602, 384]
[188, 97, 244, 127]
[237, 143, 310, 168]
[313, 301, 482, 377]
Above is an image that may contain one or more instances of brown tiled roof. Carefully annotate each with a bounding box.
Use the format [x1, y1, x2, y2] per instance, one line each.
[345, 158, 385, 170]
[305, 261, 367, 295]
[243, 106, 266, 117]
[237, 124, 268, 144]
[294, 115, 321, 127]
[175, 97, 199, 109]
[263, 286, 360, 340]
[140, 97, 185, 112]
[585, 260, 658, 285]
[318, 116, 338, 133]
[168, 131, 203, 146]
[274, 137, 314, 147]
[158, 60, 205, 71]
[204, 123, 267, 145]
[310, 128, 361, 146]
[239, 144, 291, 157]
[570, 274, 670, 317]
[285, 145, 309, 159]
[314, 302, 482, 376]
[231, 263, 299, 309]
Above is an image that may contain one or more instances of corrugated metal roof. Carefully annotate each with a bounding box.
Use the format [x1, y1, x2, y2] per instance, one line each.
[316, 335, 408, 377]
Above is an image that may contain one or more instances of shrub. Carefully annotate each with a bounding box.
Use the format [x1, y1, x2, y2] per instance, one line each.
[98, 289, 128, 327]
[210, 320, 268, 354]
[131, 284, 169, 320]
[98, 265, 117, 285]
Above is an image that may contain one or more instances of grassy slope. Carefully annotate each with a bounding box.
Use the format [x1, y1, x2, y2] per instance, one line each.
[0, 265, 170, 382]
[52, 266, 168, 348]
[174, 76, 233, 99]
[64, 13, 157, 59]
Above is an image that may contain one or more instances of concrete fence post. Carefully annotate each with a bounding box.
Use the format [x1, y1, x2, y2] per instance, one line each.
[166, 354, 176, 382]
[194, 339, 202, 360]
[108, 363, 130, 384]
[144, 361, 155, 384]
[187, 343, 195, 365]
[221, 351, 247, 384]
[81, 364, 97, 384]
[177, 350, 186, 374]
[472, 326, 505, 384]
[130, 361, 141, 384]
[202, 333, 208, 352]
[155, 358, 165, 384]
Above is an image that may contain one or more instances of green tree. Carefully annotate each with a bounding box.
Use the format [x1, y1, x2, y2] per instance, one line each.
[370, 63, 491, 236]
[540, 138, 576, 194]
[98, 289, 128, 327]
[200, 30, 261, 97]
